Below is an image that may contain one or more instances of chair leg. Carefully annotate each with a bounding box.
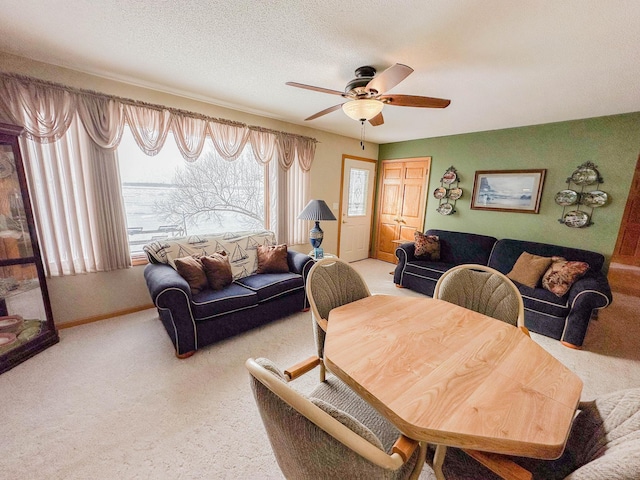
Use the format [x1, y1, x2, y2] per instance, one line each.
[408, 442, 428, 480]
[319, 360, 326, 382]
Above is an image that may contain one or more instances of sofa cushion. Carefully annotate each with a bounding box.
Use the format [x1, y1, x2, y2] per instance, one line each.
[201, 252, 233, 291]
[507, 252, 554, 288]
[425, 229, 497, 265]
[542, 257, 590, 297]
[256, 244, 290, 274]
[236, 272, 304, 303]
[489, 239, 605, 274]
[518, 283, 571, 318]
[414, 232, 440, 260]
[174, 255, 208, 294]
[191, 283, 258, 320]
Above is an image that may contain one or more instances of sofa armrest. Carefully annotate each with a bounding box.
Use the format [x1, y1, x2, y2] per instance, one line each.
[562, 272, 613, 347]
[393, 242, 416, 285]
[288, 250, 314, 309]
[567, 272, 613, 309]
[144, 263, 198, 356]
[396, 242, 417, 262]
[288, 250, 313, 276]
[144, 263, 192, 304]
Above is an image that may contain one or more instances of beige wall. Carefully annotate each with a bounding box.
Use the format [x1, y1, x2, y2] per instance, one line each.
[1, 52, 379, 325]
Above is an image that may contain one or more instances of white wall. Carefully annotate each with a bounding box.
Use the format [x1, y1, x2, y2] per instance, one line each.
[1, 52, 379, 324]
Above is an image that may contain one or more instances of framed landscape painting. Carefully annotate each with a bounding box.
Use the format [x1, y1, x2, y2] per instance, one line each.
[471, 169, 546, 213]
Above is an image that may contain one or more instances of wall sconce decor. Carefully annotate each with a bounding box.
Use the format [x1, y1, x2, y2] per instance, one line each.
[556, 161, 609, 228]
[434, 166, 461, 215]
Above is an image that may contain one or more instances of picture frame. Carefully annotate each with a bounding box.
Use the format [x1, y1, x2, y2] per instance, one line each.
[471, 169, 546, 213]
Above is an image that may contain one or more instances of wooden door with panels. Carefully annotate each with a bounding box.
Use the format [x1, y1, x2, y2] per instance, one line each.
[375, 158, 430, 263]
[612, 154, 640, 266]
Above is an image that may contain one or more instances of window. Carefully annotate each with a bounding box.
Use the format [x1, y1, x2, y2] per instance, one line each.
[118, 127, 266, 256]
[347, 168, 369, 217]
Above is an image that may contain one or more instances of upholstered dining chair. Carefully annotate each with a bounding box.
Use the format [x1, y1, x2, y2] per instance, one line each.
[306, 257, 371, 381]
[422, 387, 640, 480]
[246, 356, 427, 480]
[433, 264, 527, 334]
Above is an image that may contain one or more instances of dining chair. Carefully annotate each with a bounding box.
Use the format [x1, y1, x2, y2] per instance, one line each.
[246, 356, 427, 480]
[424, 387, 640, 480]
[306, 257, 371, 381]
[433, 264, 527, 333]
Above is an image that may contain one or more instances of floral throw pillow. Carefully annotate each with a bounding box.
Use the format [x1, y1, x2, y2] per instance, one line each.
[414, 232, 440, 261]
[542, 256, 590, 297]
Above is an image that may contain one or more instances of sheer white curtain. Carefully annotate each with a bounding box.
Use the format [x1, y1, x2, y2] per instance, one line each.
[20, 116, 130, 275]
[0, 73, 316, 275]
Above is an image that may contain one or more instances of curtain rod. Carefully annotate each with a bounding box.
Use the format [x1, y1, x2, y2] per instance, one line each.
[0, 71, 318, 144]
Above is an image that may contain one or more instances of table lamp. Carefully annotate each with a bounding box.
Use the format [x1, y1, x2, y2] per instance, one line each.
[297, 199, 336, 258]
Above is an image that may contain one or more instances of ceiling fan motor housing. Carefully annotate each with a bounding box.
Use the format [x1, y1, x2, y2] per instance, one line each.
[345, 66, 377, 96]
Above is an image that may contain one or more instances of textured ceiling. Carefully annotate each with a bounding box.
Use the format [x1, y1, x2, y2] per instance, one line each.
[0, 0, 639, 144]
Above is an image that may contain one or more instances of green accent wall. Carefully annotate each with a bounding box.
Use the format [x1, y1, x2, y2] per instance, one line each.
[379, 112, 640, 265]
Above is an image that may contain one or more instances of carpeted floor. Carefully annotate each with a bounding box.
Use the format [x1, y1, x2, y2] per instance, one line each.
[2, 259, 639, 479]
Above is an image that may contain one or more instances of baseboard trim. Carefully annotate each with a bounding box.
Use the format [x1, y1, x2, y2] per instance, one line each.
[57, 304, 155, 329]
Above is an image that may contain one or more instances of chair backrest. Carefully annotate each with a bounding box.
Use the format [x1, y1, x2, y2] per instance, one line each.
[246, 357, 421, 480]
[433, 264, 525, 328]
[306, 257, 371, 325]
[306, 258, 372, 372]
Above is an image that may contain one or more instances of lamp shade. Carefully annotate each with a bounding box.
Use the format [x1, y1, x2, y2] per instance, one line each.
[297, 200, 337, 221]
[342, 99, 384, 121]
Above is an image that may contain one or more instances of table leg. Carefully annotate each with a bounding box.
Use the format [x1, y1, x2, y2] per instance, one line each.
[433, 444, 447, 480]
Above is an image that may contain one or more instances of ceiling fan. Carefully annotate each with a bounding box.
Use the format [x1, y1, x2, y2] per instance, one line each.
[286, 64, 450, 127]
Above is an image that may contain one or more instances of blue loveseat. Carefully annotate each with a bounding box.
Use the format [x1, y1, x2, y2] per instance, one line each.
[143, 231, 314, 357]
[394, 229, 613, 348]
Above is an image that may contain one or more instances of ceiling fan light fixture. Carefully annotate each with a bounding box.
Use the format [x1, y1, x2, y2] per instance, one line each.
[342, 99, 384, 121]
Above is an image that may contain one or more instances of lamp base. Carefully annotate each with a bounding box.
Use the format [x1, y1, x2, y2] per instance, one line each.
[309, 221, 324, 249]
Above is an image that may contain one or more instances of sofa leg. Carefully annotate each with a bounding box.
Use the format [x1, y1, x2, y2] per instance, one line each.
[301, 307, 310, 312]
[560, 341, 582, 350]
[395, 284, 404, 288]
[176, 350, 196, 359]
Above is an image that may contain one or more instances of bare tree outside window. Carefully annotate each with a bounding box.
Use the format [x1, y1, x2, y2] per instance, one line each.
[154, 149, 264, 234]
[118, 128, 267, 255]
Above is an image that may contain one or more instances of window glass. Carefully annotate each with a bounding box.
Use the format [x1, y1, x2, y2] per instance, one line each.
[347, 168, 369, 217]
[118, 127, 265, 255]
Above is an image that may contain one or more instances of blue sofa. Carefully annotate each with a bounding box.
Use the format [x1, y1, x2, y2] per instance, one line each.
[394, 229, 613, 348]
[143, 231, 314, 357]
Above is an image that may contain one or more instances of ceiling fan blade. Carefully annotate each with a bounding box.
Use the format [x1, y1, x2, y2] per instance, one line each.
[369, 112, 384, 126]
[286, 82, 345, 96]
[304, 103, 344, 121]
[365, 63, 413, 94]
[380, 94, 451, 108]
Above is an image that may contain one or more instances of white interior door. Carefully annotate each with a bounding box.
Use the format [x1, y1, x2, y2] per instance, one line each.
[338, 157, 376, 262]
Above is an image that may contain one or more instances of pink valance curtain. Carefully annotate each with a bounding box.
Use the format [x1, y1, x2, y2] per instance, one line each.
[0, 74, 317, 170]
[0, 73, 317, 274]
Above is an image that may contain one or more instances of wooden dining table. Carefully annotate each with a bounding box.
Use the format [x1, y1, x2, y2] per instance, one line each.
[324, 295, 583, 477]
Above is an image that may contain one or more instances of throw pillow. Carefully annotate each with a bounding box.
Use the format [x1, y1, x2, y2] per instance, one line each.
[201, 251, 233, 291]
[256, 244, 289, 274]
[507, 252, 554, 288]
[174, 255, 208, 294]
[542, 257, 590, 297]
[414, 231, 440, 261]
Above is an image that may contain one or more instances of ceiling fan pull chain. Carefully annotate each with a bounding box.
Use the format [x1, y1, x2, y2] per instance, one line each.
[360, 120, 365, 150]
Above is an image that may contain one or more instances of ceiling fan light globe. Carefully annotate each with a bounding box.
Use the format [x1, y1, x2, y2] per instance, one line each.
[342, 99, 384, 121]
